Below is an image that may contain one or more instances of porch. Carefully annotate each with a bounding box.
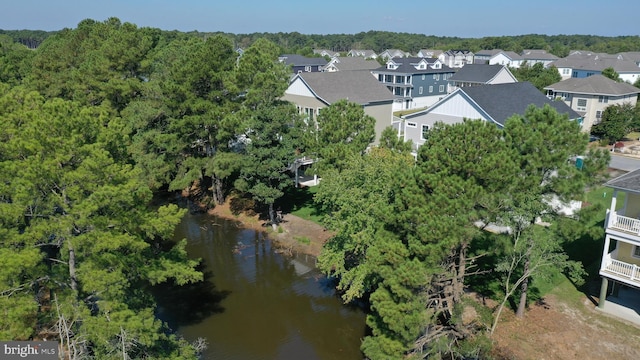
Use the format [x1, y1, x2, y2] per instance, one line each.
[600, 252, 640, 288]
[608, 211, 640, 236]
[597, 284, 640, 327]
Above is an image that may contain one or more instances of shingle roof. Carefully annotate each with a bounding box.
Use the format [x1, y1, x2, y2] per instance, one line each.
[448, 64, 508, 83]
[279, 54, 327, 67]
[326, 57, 381, 71]
[605, 168, 640, 192]
[550, 55, 640, 73]
[297, 71, 394, 105]
[544, 75, 640, 96]
[521, 49, 559, 61]
[475, 49, 504, 57]
[461, 82, 581, 126]
[373, 57, 454, 74]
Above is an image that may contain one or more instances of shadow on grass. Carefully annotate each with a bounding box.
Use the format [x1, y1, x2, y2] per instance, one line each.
[277, 186, 327, 222]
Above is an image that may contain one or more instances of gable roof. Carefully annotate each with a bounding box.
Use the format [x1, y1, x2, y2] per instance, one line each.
[521, 49, 559, 61]
[605, 168, 640, 193]
[448, 64, 514, 83]
[461, 82, 580, 126]
[417, 49, 443, 58]
[294, 71, 394, 105]
[475, 49, 504, 57]
[347, 49, 377, 58]
[324, 56, 381, 71]
[279, 54, 327, 67]
[406, 82, 580, 126]
[544, 74, 640, 96]
[373, 57, 453, 74]
[550, 54, 640, 73]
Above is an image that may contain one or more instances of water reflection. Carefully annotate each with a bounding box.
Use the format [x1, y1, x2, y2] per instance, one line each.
[157, 211, 366, 360]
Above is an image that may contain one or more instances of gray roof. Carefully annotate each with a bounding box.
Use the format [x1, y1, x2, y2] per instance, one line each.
[475, 49, 504, 57]
[605, 168, 640, 193]
[373, 57, 454, 74]
[448, 64, 509, 83]
[279, 54, 327, 67]
[521, 49, 559, 61]
[544, 75, 640, 96]
[348, 49, 377, 58]
[550, 54, 640, 73]
[461, 82, 581, 126]
[326, 57, 380, 71]
[297, 71, 394, 105]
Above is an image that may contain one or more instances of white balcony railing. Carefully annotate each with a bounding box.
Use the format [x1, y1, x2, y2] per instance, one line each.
[608, 212, 640, 235]
[602, 253, 640, 285]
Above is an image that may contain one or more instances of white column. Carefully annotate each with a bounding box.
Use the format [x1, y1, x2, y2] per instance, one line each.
[600, 235, 612, 273]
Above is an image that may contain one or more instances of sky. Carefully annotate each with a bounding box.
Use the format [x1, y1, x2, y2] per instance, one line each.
[2, 0, 639, 38]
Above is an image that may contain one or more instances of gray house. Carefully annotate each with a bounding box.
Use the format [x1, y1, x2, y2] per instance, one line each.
[371, 57, 455, 111]
[278, 54, 327, 74]
[402, 82, 580, 149]
[544, 74, 640, 132]
[447, 64, 518, 93]
[282, 71, 395, 146]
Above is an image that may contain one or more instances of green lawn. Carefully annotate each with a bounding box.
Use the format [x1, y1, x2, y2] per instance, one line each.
[278, 185, 326, 224]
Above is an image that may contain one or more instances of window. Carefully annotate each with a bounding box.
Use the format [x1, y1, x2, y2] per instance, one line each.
[429, 86, 433, 93]
[439, 85, 445, 92]
[435, 74, 440, 81]
[378, 74, 383, 81]
[421, 124, 430, 140]
[633, 246, 640, 258]
[385, 75, 393, 83]
[422, 74, 425, 80]
[598, 95, 609, 103]
[406, 122, 417, 128]
[419, 86, 423, 95]
[596, 110, 602, 119]
[577, 99, 587, 109]
[302, 107, 314, 124]
[305, 66, 311, 72]
[394, 87, 403, 96]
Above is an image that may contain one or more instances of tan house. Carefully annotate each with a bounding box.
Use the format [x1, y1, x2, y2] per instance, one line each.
[544, 75, 640, 132]
[597, 169, 640, 321]
[282, 71, 395, 146]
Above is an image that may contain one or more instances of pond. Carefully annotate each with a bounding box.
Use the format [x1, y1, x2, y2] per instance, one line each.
[154, 210, 366, 360]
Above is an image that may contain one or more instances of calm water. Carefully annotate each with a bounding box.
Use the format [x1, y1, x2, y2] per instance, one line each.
[155, 211, 366, 360]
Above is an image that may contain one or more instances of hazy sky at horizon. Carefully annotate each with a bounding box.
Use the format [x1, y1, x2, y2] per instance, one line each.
[2, 0, 638, 38]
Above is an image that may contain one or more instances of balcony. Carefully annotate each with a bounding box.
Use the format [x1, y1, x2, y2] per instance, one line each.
[608, 211, 640, 236]
[601, 252, 640, 287]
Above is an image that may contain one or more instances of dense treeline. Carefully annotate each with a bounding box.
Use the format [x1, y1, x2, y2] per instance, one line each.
[3, 27, 640, 56]
[0, 17, 617, 359]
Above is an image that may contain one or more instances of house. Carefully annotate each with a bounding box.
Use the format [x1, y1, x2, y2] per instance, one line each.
[520, 49, 559, 68]
[379, 49, 411, 61]
[371, 57, 455, 111]
[447, 64, 518, 93]
[322, 56, 381, 72]
[346, 49, 378, 59]
[473, 49, 504, 64]
[313, 49, 339, 58]
[550, 51, 640, 83]
[281, 71, 395, 146]
[544, 74, 640, 132]
[402, 82, 580, 149]
[597, 168, 640, 322]
[440, 49, 474, 68]
[474, 49, 523, 68]
[278, 54, 327, 74]
[416, 49, 443, 59]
